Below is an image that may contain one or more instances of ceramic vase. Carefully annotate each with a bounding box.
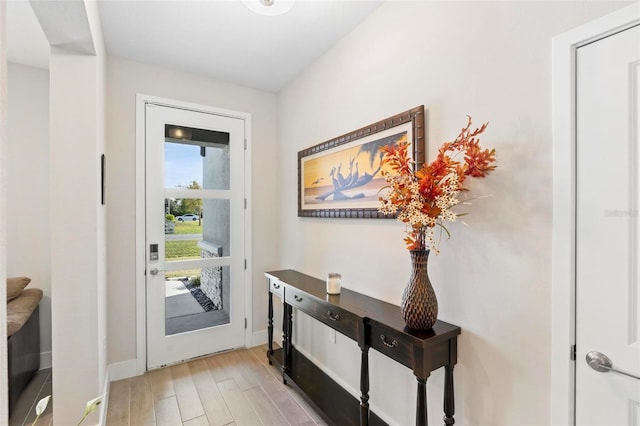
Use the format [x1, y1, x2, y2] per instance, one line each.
[401, 249, 438, 330]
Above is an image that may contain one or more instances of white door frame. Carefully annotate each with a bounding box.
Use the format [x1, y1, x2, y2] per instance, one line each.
[551, 3, 640, 424]
[135, 94, 252, 375]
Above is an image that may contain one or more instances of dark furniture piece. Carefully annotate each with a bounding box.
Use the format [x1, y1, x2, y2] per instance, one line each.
[8, 300, 41, 416]
[265, 270, 461, 426]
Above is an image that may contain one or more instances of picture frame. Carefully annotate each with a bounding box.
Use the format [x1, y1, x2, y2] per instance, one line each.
[298, 105, 425, 218]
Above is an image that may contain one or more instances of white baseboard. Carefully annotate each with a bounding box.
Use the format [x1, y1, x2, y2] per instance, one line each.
[250, 329, 283, 348]
[108, 358, 137, 382]
[107, 331, 281, 379]
[250, 329, 267, 347]
[39, 351, 52, 369]
[98, 367, 110, 426]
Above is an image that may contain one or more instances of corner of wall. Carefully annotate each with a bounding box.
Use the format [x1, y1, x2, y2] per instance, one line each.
[108, 358, 138, 382]
[98, 365, 110, 426]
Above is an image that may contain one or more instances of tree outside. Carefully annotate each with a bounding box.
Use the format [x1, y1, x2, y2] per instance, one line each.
[167, 181, 203, 225]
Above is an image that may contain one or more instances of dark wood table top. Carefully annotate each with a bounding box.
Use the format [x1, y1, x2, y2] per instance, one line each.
[266, 269, 461, 345]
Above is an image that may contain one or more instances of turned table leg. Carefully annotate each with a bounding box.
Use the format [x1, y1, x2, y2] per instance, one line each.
[416, 377, 428, 426]
[267, 291, 274, 365]
[360, 345, 370, 426]
[281, 303, 292, 383]
[443, 365, 455, 425]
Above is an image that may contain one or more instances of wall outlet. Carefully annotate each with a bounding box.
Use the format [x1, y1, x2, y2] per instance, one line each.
[329, 328, 336, 344]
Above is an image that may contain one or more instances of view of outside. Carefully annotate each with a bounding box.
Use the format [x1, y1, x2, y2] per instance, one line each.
[165, 193, 203, 272]
[165, 142, 204, 189]
[163, 132, 231, 335]
[165, 141, 205, 270]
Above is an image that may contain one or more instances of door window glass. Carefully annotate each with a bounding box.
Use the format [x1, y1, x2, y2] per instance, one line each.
[164, 125, 230, 191]
[165, 267, 231, 335]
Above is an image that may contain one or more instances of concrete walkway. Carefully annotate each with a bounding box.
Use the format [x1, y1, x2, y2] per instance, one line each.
[164, 280, 228, 335]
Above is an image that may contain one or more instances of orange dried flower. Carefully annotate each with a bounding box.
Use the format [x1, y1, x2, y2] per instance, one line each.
[378, 116, 497, 252]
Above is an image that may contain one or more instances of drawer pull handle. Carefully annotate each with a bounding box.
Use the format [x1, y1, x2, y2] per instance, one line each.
[327, 311, 340, 321]
[380, 334, 398, 348]
[294, 295, 303, 302]
[273, 283, 281, 289]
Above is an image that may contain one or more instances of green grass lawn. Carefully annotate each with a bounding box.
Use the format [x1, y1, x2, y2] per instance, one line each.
[174, 221, 202, 234]
[165, 221, 202, 272]
[165, 240, 200, 260]
[166, 269, 200, 280]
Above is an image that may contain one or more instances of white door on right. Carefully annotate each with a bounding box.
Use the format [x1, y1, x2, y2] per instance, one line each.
[576, 24, 640, 424]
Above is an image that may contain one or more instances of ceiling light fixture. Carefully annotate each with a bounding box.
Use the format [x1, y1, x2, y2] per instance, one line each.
[242, 0, 295, 16]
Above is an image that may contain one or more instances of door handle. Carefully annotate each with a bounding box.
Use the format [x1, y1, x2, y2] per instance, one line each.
[149, 268, 164, 276]
[586, 351, 640, 380]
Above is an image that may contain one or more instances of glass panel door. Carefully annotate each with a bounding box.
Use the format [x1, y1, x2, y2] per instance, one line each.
[146, 103, 245, 369]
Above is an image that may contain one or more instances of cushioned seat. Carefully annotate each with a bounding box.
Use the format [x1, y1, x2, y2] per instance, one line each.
[7, 288, 43, 337]
[6, 277, 42, 416]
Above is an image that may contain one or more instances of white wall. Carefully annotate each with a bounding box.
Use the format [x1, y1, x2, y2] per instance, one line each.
[6, 62, 51, 366]
[105, 56, 279, 365]
[47, 0, 107, 423]
[0, 1, 9, 422]
[276, 2, 629, 425]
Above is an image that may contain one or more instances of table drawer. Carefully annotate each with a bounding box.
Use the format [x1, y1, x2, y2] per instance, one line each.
[315, 304, 360, 341]
[285, 289, 360, 340]
[285, 287, 317, 316]
[369, 321, 413, 369]
[269, 278, 284, 297]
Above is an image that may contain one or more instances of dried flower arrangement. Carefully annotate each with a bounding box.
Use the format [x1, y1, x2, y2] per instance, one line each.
[378, 116, 497, 253]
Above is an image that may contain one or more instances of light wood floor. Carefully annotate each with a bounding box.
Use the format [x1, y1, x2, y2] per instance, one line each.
[9, 368, 53, 426]
[106, 345, 327, 426]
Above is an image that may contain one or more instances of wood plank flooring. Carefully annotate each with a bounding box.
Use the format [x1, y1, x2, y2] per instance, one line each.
[106, 345, 327, 426]
[9, 368, 53, 426]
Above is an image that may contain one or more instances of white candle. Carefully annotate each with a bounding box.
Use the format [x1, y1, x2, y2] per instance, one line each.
[326, 273, 341, 294]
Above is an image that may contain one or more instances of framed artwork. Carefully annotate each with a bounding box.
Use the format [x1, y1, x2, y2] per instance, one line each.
[298, 105, 425, 218]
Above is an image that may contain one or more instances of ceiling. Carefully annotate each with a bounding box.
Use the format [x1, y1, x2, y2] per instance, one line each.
[6, 0, 50, 70]
[6, 0, 383, 92]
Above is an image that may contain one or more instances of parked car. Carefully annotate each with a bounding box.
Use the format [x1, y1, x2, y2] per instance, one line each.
[176, 214, 199, 222]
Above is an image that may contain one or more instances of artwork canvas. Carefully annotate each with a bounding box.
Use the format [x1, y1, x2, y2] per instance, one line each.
[298, 106, 425, 218]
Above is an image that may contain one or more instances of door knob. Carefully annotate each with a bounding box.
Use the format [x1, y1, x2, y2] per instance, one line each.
[586, 351, 640, 380]
[149, 268, 163, 276]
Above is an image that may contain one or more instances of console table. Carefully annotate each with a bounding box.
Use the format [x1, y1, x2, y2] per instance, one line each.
[265, 270, 461, 426]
